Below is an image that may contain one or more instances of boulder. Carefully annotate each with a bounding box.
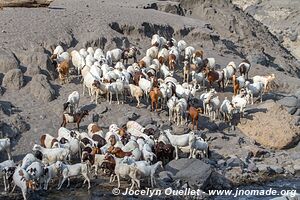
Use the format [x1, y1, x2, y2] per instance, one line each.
[237, 101, 300, 149]
[27, 74, 55, 102]
[293, 159, 300, 173]
[11, 114, 30, 133]
[247, 53, 269, 66]
[2, 69, 24, 90]
[269, 165, 284, 174]
[289, 31, 298, 42]
[166, 158, 231, 190]
[15, 51, 55, 79]
[225, 156, 244, 168]
[158, 171, 173, 182]
[26, 65, 42, 76]
[277, 96, 298, 108]
[136, 115, 154, 126]
[0, 49, 19, 73]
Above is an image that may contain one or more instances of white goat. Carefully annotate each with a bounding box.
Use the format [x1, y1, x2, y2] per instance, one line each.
[245, 81, 264, 104]
[222, 61, 237, 87]
[138, 77, 153, 102]
[174, 98, 188, 125]
[106, 48, 122, 66]
[55, 161, 90, 190]
[207, 96, 220, 121]
[0, 160, 15, 191]
[220, 98, 235, 123]
[32, 144, 70, 165]
[232, 93, 250, 117]
[252, 73, 275, 93]
[191, 70, 205, 89]
[163, 129, 194, 160]
[64, 91, 80, 113]
[0, 138, 12, 160]
[167, 95, 178, 122]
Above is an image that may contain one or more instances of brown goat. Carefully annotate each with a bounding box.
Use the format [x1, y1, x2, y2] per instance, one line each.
[203, 67, 224, 91]
[57, 60, 70, 84]
[107, 146, 132, 158]
[168, 54, 176, 71]
[194, 50, 204, 59]
[61, 110, 89, 130]
[133, 72, 146, 86]
[149, 87, 161, 112]
[188, 106, 202, 130]
[232, 74, 239, 96]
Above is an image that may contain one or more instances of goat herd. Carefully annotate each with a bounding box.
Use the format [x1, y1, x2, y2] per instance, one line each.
[0, 34, 277, 199]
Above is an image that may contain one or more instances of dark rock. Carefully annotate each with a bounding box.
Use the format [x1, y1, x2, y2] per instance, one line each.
[289, 31, 298, 42]
[2, 68, 24, 90]
[293, 159, 300, 173]
[226, 156, 244, 168]
[166, 158, 231, 190]
[293, 108, 300, 116]
[27, 74, 55, 102]
[126, 111, 139, 121]
[256, 164, 274, 175]
[97, 105, 108, 114]
[217, 159, 226, 167]
[26, 65, 42, 76]
[0, 122, 19, 138]
[0, 86, 3, 96]
[277, 96, 298, 107]
[0, 49, 19, 74]
[145, 124, 158, 132]
[11, 114, 30, 133]
[247, 53, 269, 66]
[158, 171, 173, 182]
[287, 107, 297, 115]
[269, 165, 284, 174]
[294, 116, 300, 126]
[247, 162, 258, 172]
[136, 115, 154, 126]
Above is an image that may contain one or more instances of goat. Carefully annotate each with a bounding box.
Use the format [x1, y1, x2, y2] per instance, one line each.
[0, 160, 15, 192]
[188, 106, 202, 130]
[61, 110, 89, 130]
[149, 87, 161, 112]
[252, 73, 275, 93]
[207, 96, 220, 121]
[122, 47, 138, 64]
[203, 67, 224, 91]
[183, 60, 190, 83]
[223, 61, 236, 87]
[245, 81, 264, 104]
[0, 138, 12, 160]
[32, 144, 70, 165]
[127, 84, 143, 108]
[57, 60, 70, 84]
[11, 167, 37, 200]
[163, 129, 194, 160]
[167, 95, 178, 122]
[63, 91, 80, 113]
[220, 97, 235, 124]
[40, 134, 59, 149]
[174, 98, 188, 126]
[238, 60, 251, 79]
[55, 161, 91, 190]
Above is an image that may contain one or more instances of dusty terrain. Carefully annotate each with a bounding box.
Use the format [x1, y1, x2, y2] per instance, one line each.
[0, 0, 299, 199]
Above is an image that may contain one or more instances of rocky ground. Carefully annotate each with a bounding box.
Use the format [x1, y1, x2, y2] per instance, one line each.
[232, 0, 300, 60]
[0, 0, 299, 199]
